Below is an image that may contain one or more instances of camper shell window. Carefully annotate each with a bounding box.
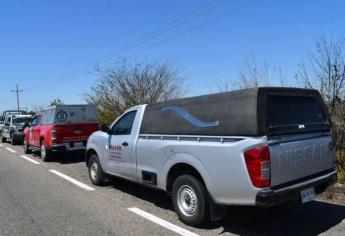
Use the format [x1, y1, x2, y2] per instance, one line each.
[265, 95, 329, 135]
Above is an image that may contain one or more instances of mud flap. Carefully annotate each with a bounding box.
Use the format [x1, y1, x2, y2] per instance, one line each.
[209, 196, 226, 221]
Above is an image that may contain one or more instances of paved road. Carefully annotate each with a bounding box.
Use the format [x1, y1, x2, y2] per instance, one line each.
[0, 142, 344, 236]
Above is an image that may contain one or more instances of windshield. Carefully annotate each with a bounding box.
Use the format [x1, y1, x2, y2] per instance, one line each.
[266, 95, 329, 135]
[12, 117, 34, 124]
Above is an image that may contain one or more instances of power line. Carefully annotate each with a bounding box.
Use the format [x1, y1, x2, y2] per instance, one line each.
[94, 0, 231, 63]
[93, 0, 230, 58]
[11, 84, 23, 112]
[24, 0, 230, 90]
[126, 0, 253, 59]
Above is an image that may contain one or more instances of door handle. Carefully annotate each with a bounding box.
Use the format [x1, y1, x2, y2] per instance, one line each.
[122, 142, 128, 147]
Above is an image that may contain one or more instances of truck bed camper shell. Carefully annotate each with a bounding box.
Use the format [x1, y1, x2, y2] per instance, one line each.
[140, 87, 331, 137]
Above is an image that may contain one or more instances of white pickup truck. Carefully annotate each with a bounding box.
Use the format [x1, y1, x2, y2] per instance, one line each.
[85, 87, 336, 226]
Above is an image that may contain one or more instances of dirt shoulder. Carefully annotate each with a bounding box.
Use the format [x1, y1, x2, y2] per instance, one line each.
[319, 183, 345, 205]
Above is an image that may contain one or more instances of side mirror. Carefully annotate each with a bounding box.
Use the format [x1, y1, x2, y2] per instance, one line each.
[100, 124, 110, 133]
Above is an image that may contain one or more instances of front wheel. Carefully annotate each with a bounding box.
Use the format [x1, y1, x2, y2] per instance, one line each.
[10, 134, 17, 145]
[172, 175, 210, 227]
[88, 154, 106, 186]
[23, 139, 31, 154]
[1, 136, 6, 143]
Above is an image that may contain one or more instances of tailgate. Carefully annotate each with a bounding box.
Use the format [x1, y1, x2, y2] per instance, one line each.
[54, 123, 98, 143]
[269, 133, 334, 187]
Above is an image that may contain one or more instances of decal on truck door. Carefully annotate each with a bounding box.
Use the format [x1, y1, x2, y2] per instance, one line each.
[108, 144, 124, 161]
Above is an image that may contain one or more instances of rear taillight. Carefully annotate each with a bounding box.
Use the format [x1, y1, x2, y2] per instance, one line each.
[51, 127, 57, 144]
[244, 145, 271, 188]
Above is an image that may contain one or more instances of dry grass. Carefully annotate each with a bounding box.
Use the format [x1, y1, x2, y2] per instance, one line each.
[337, 170, 345, 184]
[336, 151, 345, 184]
[320, 183, 345, 205]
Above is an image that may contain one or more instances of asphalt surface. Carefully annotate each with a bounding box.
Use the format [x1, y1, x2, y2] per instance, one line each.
[0, 142, 344, 236]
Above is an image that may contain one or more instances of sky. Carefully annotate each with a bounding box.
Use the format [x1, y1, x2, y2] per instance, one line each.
[0, 0, 344, 112]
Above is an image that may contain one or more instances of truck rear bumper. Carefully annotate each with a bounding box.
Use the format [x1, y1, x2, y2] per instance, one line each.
[51, 141, 87, 152]
[255, 170, 337, 207]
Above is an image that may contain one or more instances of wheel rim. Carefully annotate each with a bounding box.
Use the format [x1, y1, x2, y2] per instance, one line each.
[177, 185, 198, 217]
[41, 144, 46, 158]
[90, 162, 98, 180]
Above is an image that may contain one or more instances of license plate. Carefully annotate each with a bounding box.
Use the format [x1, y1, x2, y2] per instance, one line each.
[300, 188, 315, 203]
[74, 142, 83, 148]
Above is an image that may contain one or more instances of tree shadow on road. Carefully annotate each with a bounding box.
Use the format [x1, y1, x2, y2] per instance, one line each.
[207, 201, 345, 235]
[109, 177, 173, 211]
[51, 151, 85, 164]
[109, 177, 345, 235]
[31, 151, 85, 164]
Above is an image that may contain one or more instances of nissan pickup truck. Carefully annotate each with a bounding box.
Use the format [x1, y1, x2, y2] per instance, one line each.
[23, 104, 99, 161]
[1, 114, 34, 145]
[85, 87, 336, 226]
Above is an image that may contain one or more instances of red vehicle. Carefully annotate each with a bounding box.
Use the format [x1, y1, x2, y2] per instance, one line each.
[23, 104, 99, 161]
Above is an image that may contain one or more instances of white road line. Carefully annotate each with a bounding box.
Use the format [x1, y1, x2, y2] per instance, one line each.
[0, 144, 3, 147]
[5, 147, 16, 153]
[20, 155, 40, 165]
[49, 169, 95, 191]
[128, 207, 199, 236]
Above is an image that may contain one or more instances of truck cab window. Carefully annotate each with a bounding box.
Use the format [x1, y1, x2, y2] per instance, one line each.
[37, 116, 42, 125]
[111, 111, 137, 135]
[43, 110, 55, 124]
[31, 117, 38, 126]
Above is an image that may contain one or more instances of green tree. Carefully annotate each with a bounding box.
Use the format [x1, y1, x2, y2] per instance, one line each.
[215, 55, 290, 92]
[84, 59, 185, 124]
[296, 35, 345, 182]
[49, 98, 64, 106]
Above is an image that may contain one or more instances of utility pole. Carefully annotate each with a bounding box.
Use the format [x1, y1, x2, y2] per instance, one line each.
[11, 84, 23, 112]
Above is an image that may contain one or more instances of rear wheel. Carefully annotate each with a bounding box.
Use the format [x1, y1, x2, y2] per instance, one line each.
[23, 139, 31, 154]
[88, 154, 106, 186]
[1, 136, 6, 143]
[40, 140, 51, 162]
[172, 175, 210, 226]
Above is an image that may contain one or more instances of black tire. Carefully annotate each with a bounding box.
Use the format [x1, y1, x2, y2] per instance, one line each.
[88, 154, 106, 186]
[40, 140, 52, 162]
[172, 175, 210, 227]
[1, 136, 6, 143]
[10, 134, 16, 145]
[23, 139, 31, 154]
